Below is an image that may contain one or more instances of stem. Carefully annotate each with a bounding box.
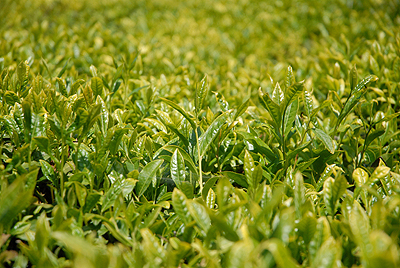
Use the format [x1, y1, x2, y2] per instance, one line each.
[195, 126, 203, 192]
[60, 143, 66, 198]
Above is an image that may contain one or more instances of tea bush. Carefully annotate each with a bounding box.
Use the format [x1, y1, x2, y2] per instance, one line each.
[1, 0, 400, 267]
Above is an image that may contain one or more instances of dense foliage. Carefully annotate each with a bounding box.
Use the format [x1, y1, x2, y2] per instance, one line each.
[1, 0, 400, 267]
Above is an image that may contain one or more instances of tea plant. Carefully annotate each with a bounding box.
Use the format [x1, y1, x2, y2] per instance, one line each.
[1, 0, 400, 267]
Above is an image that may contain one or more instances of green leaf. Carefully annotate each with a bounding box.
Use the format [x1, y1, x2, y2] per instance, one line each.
[136, 159, 164, 197]
[102, 178, 136, 212]
[91, 76, 103, 98]
[70, 79, 85, 96]
[233, 98, 250, 121]
[172, 188, 191, 225]
[4, 91, 19, 105]
[226, 241, 253, 268]
[323, 176, 347, 216]
[294, 171, 305, 219]
[187, 200, 211, 233]
[331, 175, 347, 207]
[316, 164, 336, 191]
[236, 130, 277, 163]
[283, 99, 298, 137]
[198, 110, 232, 158]
[365, 129, 385, 148]
[0, 169, 38, 231]
[349, 201, 370, 257]
[353, 167, 369, 187]
[349, 64, 358, 93]
[309, 217, 331, 262]
[297, 212, 317, 245]
[154, 145, 198, 175]
[272, 82, 284, 105]
[39, 160, 56, 185]
[221, 171, 248, 188]
[262, 238, 300, 268]
[17, 61, 28, 85]
[33, 136, 50, 154]
[208, 212, 239, 242]
[336, 75, 378, 128]
[285, 65, 295, 90]
[201, 176, 219, 200]
[160, 97, 196, 130]
[96, 95, 109, 135]
[35, 213, 50, 253]
[258, 87, 281, 129]
[57, 58, 70, 78]
[170, 149, 186, 189]
[244, 150, 255, 187]
[304, 88, 314, 117]
[313, 128, 335, 154]
[282, 81, 304, 113]
[156, 109, 189, 147]
[311, 237, 341, 268]
[21, 101, 32, 142]
[180, 181, 194, 199]
[206, 188, 216, 209]
[83, 192, 101, 213]
[195, 74, 209, 114]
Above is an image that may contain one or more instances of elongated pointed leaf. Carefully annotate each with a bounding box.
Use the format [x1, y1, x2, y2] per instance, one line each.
[91, 77, 103, 98]
[187, 200, 211, 233]
[236, 130, 277, 163]
[96, 95, 109, 135]
[39, 160, 56, 185]
[272, 82, 284, 105]
[171, 149, 186, 188]
[304, 88, 314, 117]
[208, 212, 239, 241]
[365, 129, 385, 148]
[222, 171, 248, 188]
[297, 212, 317, 245]
[172, 188, 191, 225]
[349, 201, 370, 257]
[136, 159, 164, 197]
[313, 128, 335, 154]
[57, 58, 70, 78]
[331, 176, 347, 207]
[154, 145, 198, 174]
[195, 74, 209, 114]
[244, 150, 255, 188]
[160, 97, 196, 129]
[336, 75, 378, 128]
[311, 237, 341, 268]
[263, 238, 300, 268]
[284, 99, 298, 136]
[316, 164, 336, 191]
[349, 65, 358, 93]
[283, 81, 304, 113]
[156, 109, 189, 147]
[258, 87, 281, 129]
[102, 178, 136, 212]
[294, 172, 305, 219]
[198, 110, 232, 158]
[353, 167, 369, 187]
[285, 65, 295, 90]
[0, 169, 38, 230]
[141, 228, 166, 260]
[206, 188, 216, 209]
[233, 98, 250, 121]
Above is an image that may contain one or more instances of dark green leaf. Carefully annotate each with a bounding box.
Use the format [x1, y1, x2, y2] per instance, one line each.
[313, 128, 335, 154]
[136, 159, 164, 197]
[258, 87, 281, 129]
[198, 110, 232, 158]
